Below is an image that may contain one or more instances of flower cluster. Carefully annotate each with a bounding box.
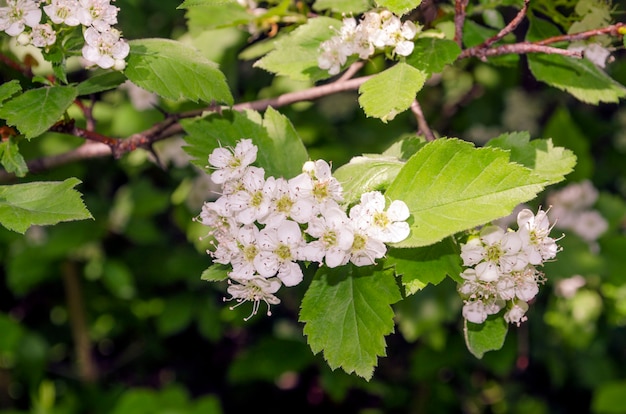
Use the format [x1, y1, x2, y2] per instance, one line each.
[199, 139, 410, 319]
[318, 9, 420, 75]
[546, 180, 608, 243]
[458, 208, 560, 326]
[0, 0, 129, 70]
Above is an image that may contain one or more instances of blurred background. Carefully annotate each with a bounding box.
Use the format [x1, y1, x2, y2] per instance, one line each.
[1, 1, 626, 412]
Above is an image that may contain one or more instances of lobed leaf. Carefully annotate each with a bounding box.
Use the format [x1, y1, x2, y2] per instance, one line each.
[125, 38, 233, 105]
[0, 138, 28, 177]
[0, 178, 92, 233]
[384, 138, 549, 248]
[406, 37, 461, 74]
[0, 80, 22, 104]
[299, 265, 401, 380]
[376, 0, 422, 15]
[0, 86, 77, 139]
[358, 62, 426, 122]
[254, 17, 343, 81]
[77, 71, 128, 96]
[463, 316, 508, 358]
[201, 263, 229, 282]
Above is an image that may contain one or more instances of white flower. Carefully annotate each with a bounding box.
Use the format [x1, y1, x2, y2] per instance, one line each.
[43, 0, 81, 26]
[228, 224, 261, 280]
[571, 210, 608, 242]
[82, 26, 129, 70]
[517, 208, 558, 264]
[77, 0, 119, 32]
[554, 275, 586, 299]
[208, 139, 257, 185]
[504, 301, 529, 326]
[347, 226, 387, 267]
[302, 159, 344, 204]
[463, 300, 488, 324]
[0, 0, 41, 36]
[30, 23, 56, 47]
[254, 220, 304, 286]
[259, 176, 317, 227]
[225, 276, 281, 320]
[226, 166, 271, 225]
[349, 191, 410, 243]
[318, 37, 348, 76]
[301, 206, 353, 267]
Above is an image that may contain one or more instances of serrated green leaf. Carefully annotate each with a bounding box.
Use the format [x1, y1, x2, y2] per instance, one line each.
[182, 109, 307, 178]
[334, 155, 405, 206]
[358, 62, 426, 122]
[201, 263, 229, 281]
[125, 39, 233, 104]
[385, 238, 462, 295]
[313, 0, 373, 14]
[0, 80, 22, 104]
[384, 138, 547, 248]
[381, 134, 427, 159]
[463, 316, 508, 358]
[406, 38, 461, 74]
[376, 0, 421, 15]
[0, 138, 27, 177]
[526, 16, 626, 104]
[0, 86, 77, 139]
[0, 178, 92, 233]
[254, 17, 343, 81]
[486, 132, 576, 184]
[77, 71, 127, 96]
[299, 265, 401, 380]
[178, 0, 236, 7]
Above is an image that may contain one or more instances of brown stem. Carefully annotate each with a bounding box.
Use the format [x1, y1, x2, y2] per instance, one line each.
[483, 0, 530, 48]
[534, 23, 626, 46]
[410, 99, 435, 142]
[454, 0, 469, 48]
[62, 260, 98, 384]
[460, 42, 583, 60]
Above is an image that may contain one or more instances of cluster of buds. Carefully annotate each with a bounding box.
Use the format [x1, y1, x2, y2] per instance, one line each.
[0, 0, 129, 70]
[199, 139, 410, 319]
[458, 209, 560, 326]
[318, 9, 420, 75]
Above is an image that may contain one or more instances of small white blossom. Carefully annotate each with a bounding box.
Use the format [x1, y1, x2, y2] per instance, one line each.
[82, 26, 129, 70]
[77, 0, 119, 32]
[254, 220, 305, 286]
[43, 0, 81, 26]
[208, 139, 258, 185]
[301, 206, 353, 267]
[225, 276, 281, 320]
[504, 301, 529, 326]
[349, 191, 410, 243]
[30, 23, 56, 47]
[0, 0, 42, 36]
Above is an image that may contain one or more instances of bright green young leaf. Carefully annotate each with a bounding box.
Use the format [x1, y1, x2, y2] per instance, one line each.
[463, 316, 508, 358]
[385, 138, 548, 248]
[254, 17, 344, 81]
[381, 134, 427, 159]
[358, 62, 426, 122]
[0, 79, 21, 104]
[300, 265, 402, 380]
[486, 132, 576, 185]
[0, 86, 77, 139]
[182, 109, 308, 179]
[406, 38, 461, 74]
[125, 39, 233, 104]
[526, 16, 626, 104]
[384, 238, 462, 295]
[333, 155, 405, 206]
[376, 0, 421, 15]
[0, 138, 28, 177]
[0, 178, 92, 233]
[76, 71, 127, 96]
[313, 0, 373, 14]
[201, 263, 229, 281]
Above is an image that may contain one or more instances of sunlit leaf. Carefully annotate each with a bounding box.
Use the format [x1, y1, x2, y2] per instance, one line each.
[0, 138, 28, 177]
[376, 0, 421, 15]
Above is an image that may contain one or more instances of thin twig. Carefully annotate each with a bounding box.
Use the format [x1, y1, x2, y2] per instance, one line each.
[454, 0, 469, 48]
[534, 22, 626, 46]
[483, 0, 530, 48]
[461, 43, 583, 61]
[337, 61, 365, 82]
[410, 99, 435, 142]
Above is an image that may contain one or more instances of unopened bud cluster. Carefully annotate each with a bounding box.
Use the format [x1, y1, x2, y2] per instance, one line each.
[199, 139, 410, 319]
[0, 0, 129, 70]
[458, 209, 560, 326]
[318, 9, 420, 75]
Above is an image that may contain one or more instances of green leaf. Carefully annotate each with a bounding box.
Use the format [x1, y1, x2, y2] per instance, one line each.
[0, 79, 22, 104]
[254, 17, 344, 81]
[182, 109, 308, 178]
[334, 155, 405, 206]
[384, 139, 547, 248]
[184, 3, 250, 30]
[375, 0, 421, 15]
[406, 38, 461, 74]
[125, 38, 233, 105]
[592, 381, 626, 413]
[178, 0, 236, 7]
[201, 263, 229, 281]
[76, 71, 127, 96]
[0, 86, 77, 139]
[381, 134, 427, 159]
[486, 132, 576, 185]
[462, 20, 518, 66]
[358, 62, 426, 122]
[299, 264, 401, 380]
[313, 0, 373, 14]
[526, 16, 626, 104]
[463, 315, 508, 358]
[0, 178, 92, 233]
[385, 238, 462, 295]
[0, 138, 28, 177]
